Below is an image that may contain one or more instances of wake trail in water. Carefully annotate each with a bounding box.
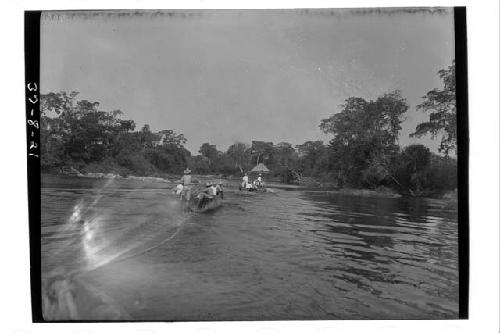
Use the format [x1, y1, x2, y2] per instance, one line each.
[45, 177, 115, 260]
[42, 178, 190, 320]
[76, 214, 189, 277]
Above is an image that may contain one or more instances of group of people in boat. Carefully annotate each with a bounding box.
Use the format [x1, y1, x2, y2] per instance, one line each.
[240, 172, 265, 191]
[173, 168, 224, 208]
[173, 168, 266, 209]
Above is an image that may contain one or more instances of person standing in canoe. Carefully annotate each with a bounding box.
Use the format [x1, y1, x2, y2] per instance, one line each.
[241, 172, 249, 190]
[179, 168, 193, 200]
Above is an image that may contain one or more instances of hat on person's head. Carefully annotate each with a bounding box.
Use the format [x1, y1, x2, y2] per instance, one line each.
[206, 182, 211, 187]
[183, 168, 191, 174]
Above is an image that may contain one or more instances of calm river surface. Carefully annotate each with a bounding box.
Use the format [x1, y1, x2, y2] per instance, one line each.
[41, 174, 458, 320]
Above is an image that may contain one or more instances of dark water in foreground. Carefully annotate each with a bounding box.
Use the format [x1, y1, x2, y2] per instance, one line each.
[41, 174, 458, 320]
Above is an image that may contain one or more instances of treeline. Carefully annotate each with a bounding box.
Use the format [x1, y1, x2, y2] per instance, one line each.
[40, 62, 457, 196]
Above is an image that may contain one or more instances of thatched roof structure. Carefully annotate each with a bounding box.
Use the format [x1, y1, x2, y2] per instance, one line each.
[250, 163, 270, 173]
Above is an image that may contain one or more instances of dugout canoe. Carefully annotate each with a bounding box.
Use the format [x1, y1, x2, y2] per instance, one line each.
[187, 195, 223, 213]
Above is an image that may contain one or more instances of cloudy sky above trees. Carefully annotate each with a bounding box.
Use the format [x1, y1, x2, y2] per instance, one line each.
[41, 9, 454, 154]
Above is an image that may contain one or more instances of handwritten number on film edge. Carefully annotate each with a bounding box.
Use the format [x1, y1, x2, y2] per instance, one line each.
[27, 119, 39, 129]
[27, 82, 39, 158]
[27, 82, 37, 92]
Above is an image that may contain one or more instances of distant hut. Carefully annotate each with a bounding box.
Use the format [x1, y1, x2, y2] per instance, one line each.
[250, 163, 270, 174]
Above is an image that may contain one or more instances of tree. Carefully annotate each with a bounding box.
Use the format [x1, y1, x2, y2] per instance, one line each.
[40, 93, 105, 163]
[320, 91, 408, 146]
[40, 91, 79, 116]
[268, 142, 298, 183]
[149, 130, 190, 173]
[319, 90, 409, 187]
[273, 142, 298, 169]
[40, 117, 66, 169]
[400, 145, 431, 173]
[199, 143, 219, 161]
[392, 145, 432, 194]
[40, 91, 151, 172]
[411, 61, 456, 155]
[296, 141, 326, 176]
[250, 141, 274, 165]
[391, 144, 457, 195]
[426, 154, 457, 193]
[190, 155, 211, 174]
[158, 130, 187, 148]
[214, 153, 237, 175]
[226, 142, 250, 172]
[119, 120, 136, 133]
[139, 124, 155, 148]
[145, 145, 190, 174]
[113, 132, 143, 161]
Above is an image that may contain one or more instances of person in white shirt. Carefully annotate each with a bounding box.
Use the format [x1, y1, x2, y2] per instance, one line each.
[197, 183, 217, 208]
[174, 183, 184, 196]
[208, 184, 217, 196]
[241, 173, 249, 190]
[179, 168, 193, 200]
[254, 173, 264, 188]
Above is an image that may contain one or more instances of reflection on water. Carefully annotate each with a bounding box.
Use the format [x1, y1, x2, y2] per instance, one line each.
[41, 174, 458, 320]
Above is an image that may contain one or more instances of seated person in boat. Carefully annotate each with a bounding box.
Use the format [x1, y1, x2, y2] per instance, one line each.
[196, 183, 218, 208]
[254, 173, 265, 188]
[216, 183, 224, 199]
[173, 183, 184, 196]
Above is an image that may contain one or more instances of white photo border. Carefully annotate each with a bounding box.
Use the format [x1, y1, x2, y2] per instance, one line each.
[2, 0, 498, 332]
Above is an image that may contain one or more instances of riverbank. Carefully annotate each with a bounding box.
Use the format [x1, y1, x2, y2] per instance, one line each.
[54, 166, 175, 183]
[324, 187, 402, 198]
[294, 176, 457, 200]
[317, 186, 457, 200]
[50, 166, 456, 200]
[51, 167, 231, 186]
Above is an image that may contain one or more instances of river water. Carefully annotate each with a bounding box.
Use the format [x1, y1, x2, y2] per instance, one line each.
[41, 174, 459, 320]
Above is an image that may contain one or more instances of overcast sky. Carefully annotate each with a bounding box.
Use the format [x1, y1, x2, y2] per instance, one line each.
[41, 9, 454, 154]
